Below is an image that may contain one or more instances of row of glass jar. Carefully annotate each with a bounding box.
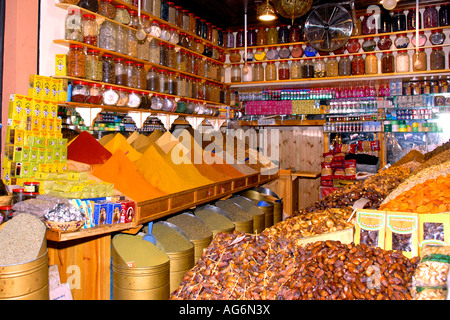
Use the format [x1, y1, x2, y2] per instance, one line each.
[70, 0, 225, 47]
[70, 80, 221, 116]
[229, 48, 447, 82]
[67, 44, 225, 86]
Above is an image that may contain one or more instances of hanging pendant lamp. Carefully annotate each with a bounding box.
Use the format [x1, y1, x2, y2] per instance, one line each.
[258, 0, 278, 21]
[273, 0, 313, 23]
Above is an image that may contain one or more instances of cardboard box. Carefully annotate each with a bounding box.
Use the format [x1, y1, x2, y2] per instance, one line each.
[94, 201, 109, 225]
[29, 75, 44, 99]
[55, 54, 67, 77]
[121, 200, 136, 223]
[8, 94, 27, 120]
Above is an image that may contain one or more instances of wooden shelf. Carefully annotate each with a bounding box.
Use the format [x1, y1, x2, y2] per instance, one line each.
[54, 75, 229, 108]
[53, 40, 226, 86]
[228, 69, 450, 89]
[46, 171, 278, 242]
[238, 119, 325, 126]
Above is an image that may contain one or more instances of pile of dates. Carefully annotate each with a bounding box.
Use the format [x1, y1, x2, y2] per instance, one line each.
[170, 231, 419, 300]
[299, 167, 410, 214]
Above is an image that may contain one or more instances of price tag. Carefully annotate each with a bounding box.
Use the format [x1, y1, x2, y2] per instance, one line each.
[257, 118, 276, 125]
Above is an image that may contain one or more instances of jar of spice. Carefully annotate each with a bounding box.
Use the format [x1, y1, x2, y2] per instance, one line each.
[166, 44, 177, 69]
[430, 47, 445, 70]
[182, 10, 190, 31]
[257, 27, 267, 46]
[65, 8, 83, 42]
[407, 8, 421, 30]
[116, 25, 128, 55]
[289, 24, 301, 43]
[381, 51, 395, 73]
[266, 47, 279, 60]
[302, 59, 314, 78]
[439, 4, 450, 26]
[125, 60, 138, 88]
[278, 61, 290, 80]
[362, 37, 376, 52]
[338, 55, 351, 76]
[0, 206, 14, 222]
[352, 16, 362, 36]
[151, 94, 163, 110]
[230, 64, 242, 82]
[68, 45, 86, 78]
[278, 25, 290, 44]
[291, 45, 303, 58]
[148, 39, 160, 65]
[82, 14, 98, 46]
[137, 37, 150, 61]
[169, 28, 179, 44]
[225, 31, 234, 48]
[115, 5, 131, 25]
[71, 81, 89, 103]
[141, 14, 151, 34]
[254, 48, 266, 61]
[153, 0, 161, 18]
[365, 53, 378, 75]
[392, 9, 407, 32]
[149, 20, 161, 38]
[394, 33, 409, 49]
[377, 35, 392, 50]
[412, 48, 427, 71]
[396, 50, 410, 73]
[290, 60, 302, 79]
[98, 20, 117, 52]
[351, 54, 364, 75]
[116, 88, 129, 107]
[85, 49, 102, 81]
[146, 67, 160, 92]
[347, 38, 361, 53]
[12, 188, 24, 205]
[411, 31, 426, 47]
[127, 90, 142, 108]
[424, 5, 439, 28]
[135, 63, 147, 90]
[242, 64, 253, 82]
[314, 58, 326, 77]
[265, 61, 277, 81]
[160, 24, 171, 41]
[326, 57, 338, 77]
[176, 75, 186, 96]
[236, 29, 244, 47]
[362, 13, 376, 35]
[278, 46, 291, 59]
[247, 28, 257, 47]
[379, 10, 392, 33]
[87, 83, 103, 104]
[253, 62, 264, 81]
[102, 86, 119, 105]
[267, 26, 278, 45]
[430, 29, 446, 45]
[128, 10, 138, 28]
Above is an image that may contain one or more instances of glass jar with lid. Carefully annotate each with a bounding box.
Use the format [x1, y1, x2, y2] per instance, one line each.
[365, 53, 378, 75]
[135, 63, 147, 90]
[326, 57, 338, 77]
[85, 49, 102, 81]
[346, 38, 361, 53]
[314, 58, 326, 77]
[82, 14, 98, 46]
[150, 94, 163, 110]
[352, 16, 362, 36]
[267, 26, 278, 45]
[381, 51, 395, 73]
[377, 35, 392, 50]
[197, 79, 205, 100]
[206, 22, 213, 42]
[128, 10, 138, 28]
[204, 45, 213, 58]
[181, 9, 190, 31]
[160, 24, 170, 41]
[87, 83, 103, 104]
[204, 82, 212, 101]
[149, 20, 161, 38]
[169, 28, 179, 44]
[247, 28, 257, 47]
[266, 47, 279, 60]
[225, 31, 234, 48]
[158, 70, 166, 93]
[175, 5, 183, 28]
[101, 54, 115, 84]
[278, 25, 290, 44]
[160, 0, 169, 21]
[279, 46, 291, 59]
[396, 50, 410, 73]
[338, 55, 351, 76]
[127, 90, 142, 108]
[252, 62, 264, 82]
[190, 76, 198, 97]
[147, 39, 159, 65]
[362, 37, 376, 52]
[289, 24, 301, 43]
[257, 27, 267, 46]
[439, 5, 450, 26]
[290, 60, 302, 79]
[412, 48, 427, 71]
[152, 0, 161, 18]
[230, 64, 242, 83]
[114, 57, 126, 85]
[212, 26, 219, 45]
[165, 44, 176, 69]
[204, 59, 212, 79]
[195, 57, 206, 77]
[146, 67, 160, 92]
[195, 17, 202, 37]
[430, 29, 446, 45]
[116, 88, 129, 107]
[392, 10, 407, 32]
[351, 54, 365, 75]
[115, 5, 131, 25]
[176, 98, 187, 113]
[102, 86, 119, 106]
[407, 8, 422, 30]
[194, 39, 205, 54]
[176, 49, 187, 72]
[137, 36, 150, 61]
[185, 52, 193, 74]
[125, 61, 138, 88]
[98, 19, 117, 52]
[235, 29, 244, 47]
[71, 81, 89, 103]
[176, 75, 186, 96]
[140, 92, 151, 109]
[265, 61, 277, 81]
[127, 29, 138, 58]
[141, 14, 151, 34]
[116, 25, 128, 55]
[242, 64, 253, 82]
[430, 47, 445, 70]
[302, 59, 314, 78]
[68, 44, 86, 78]
[291, 45, 303, 59]
[424, 5, 438, 28]
[65, 8, 83, 42]
[362, 13, 376, 35]
[278, 61, 290, 80]
[411, 31, 427, 47]
[379, 10, 392, 33]
[394, 33, 409, 49]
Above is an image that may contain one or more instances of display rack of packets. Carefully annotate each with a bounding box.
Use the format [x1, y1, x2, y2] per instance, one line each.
[3, 75, 68, 186]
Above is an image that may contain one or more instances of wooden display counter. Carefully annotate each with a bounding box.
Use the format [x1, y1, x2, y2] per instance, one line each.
[47, 171, 278, 300]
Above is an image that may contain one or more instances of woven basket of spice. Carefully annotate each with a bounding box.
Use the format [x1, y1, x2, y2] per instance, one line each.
[44, 219, 85, 233]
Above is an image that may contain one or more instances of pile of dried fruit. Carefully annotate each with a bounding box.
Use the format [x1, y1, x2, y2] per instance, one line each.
[170, 232, 419, 300]
[379, 174, 450, 214]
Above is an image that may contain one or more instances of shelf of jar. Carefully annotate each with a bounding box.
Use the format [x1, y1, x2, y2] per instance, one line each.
[55, 1, 226, 56]
[54, 75, 229, 108]
[238, 119, 325, 126]
[54, 40, 227, 86]
[113, 0, 226, 52]
[229, 25, 450, 51]
[225, 43, 450, 66]
[228, 69, 450, 89]
[59, 101, 229, 120]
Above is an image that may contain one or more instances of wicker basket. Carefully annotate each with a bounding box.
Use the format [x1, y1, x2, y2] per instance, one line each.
[44, 219, 85, 233]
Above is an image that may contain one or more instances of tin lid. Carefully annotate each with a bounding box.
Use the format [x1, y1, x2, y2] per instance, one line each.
[0, 206, 13, 210]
